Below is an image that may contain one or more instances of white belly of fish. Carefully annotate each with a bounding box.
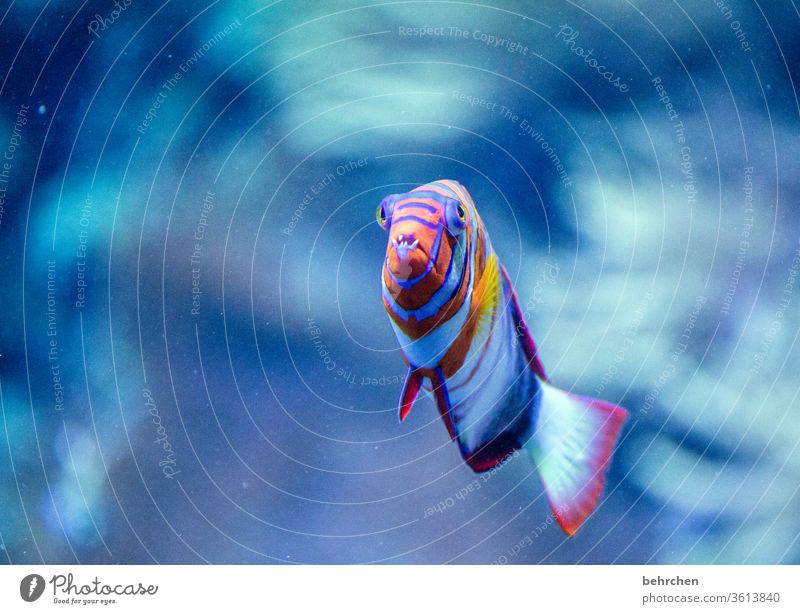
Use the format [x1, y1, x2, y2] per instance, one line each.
[447, 292, 538, 452]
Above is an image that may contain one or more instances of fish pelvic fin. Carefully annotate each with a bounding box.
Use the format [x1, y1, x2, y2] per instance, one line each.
[397, 367, 456, 440]
[525, 382, 627, 536]
[398, 367, 423, 422]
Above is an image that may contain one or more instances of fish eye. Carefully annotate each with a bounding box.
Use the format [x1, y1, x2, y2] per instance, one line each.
[376, 194, 400, 231]
[444, 198, 468, 235]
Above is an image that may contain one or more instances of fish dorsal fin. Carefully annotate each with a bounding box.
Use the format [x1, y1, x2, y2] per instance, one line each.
[398, 367, 423, 422]
[500, 264, 547, 380]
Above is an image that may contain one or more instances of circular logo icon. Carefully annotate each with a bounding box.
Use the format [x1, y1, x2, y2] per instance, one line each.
[20, 574, 46, 602]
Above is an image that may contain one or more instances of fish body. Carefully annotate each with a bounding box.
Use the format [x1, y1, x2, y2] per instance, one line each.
[378, 180, 627, 535]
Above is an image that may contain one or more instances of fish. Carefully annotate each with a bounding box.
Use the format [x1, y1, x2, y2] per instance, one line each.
[378, 179, 628, 536]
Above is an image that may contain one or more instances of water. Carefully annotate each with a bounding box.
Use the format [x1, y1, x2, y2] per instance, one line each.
[0, 0, 798, 564]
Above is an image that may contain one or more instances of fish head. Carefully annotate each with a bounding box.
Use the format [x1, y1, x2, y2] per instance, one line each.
[378, 182, 472, 309]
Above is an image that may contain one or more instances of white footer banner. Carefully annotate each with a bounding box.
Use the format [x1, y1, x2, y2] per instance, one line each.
[0, 565, 794, 612]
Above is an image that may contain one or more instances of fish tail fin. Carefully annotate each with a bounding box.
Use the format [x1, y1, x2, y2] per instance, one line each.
[524, 382, 627, 536]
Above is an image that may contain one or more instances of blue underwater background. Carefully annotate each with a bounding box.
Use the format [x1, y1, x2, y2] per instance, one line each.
[1, 0, 799, 564]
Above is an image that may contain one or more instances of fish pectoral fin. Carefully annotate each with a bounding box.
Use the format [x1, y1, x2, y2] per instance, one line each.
[431, 367, 456, 441]
[471, 253, 502, 339]
[398, 367, 423, 422]
[399, 366, 457, 442]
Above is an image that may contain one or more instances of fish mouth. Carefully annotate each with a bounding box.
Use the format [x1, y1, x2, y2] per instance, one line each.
[387, 244, 427, 281]
[386, 227, 441, 284]
[391, 234, 420, 265]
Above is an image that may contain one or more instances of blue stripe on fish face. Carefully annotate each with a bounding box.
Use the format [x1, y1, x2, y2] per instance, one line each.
[431, 225, 468, 311]
[396, 202, 438, 213]
[425, 241, 468, 318]
[406, 190, 453, 205]
[390, 214, 439, 230]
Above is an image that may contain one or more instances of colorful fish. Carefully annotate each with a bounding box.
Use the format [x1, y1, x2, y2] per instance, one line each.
[378, 179, 627, 536]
